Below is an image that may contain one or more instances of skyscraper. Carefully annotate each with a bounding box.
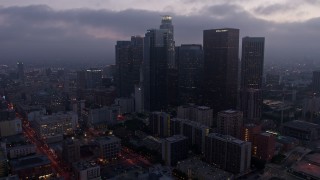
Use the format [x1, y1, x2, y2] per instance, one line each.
[115, 36, 143, 97]
[203, 28, 239, 112]
[143, 29, 169, 111]
[241, 37, 265, 89]
[17, 62, 24, 82]
[160, 15, 175, 69]
[177, 44, 203, 104]
[313, 70, 320, 93]
[240, 37, 265, 122]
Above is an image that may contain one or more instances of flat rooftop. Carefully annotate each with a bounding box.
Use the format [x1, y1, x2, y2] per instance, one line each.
[282, 120, 320, 130]
[166, 135, 187, 142]
[208, 133, 248, 145]
[10, 155, 51, 171]
[96, 136, 121, 144]
[73, 161, 100, 171]
[291, 160, 320, 179]
[177, 157, 233, 180]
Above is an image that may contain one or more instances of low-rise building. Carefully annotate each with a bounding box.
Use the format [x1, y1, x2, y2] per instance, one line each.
[4, 135, 36, 159]
[82, 105, 120, 129]
[0, 118, 22, 138]
[177, 157, 234, 180]
[281, 120, 320, 141]
[73, 161, 101, 180]
[33, 111, 78, 143]
[96, 136, 121, 159]
[253, 132, 275, 161]
[10, 155, 53, 179]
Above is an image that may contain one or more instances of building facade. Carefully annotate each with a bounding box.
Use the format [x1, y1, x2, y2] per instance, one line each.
[177, 44, 203, 104]
[203, 28, 239, 112]
[240, 37, 265, 122]
[149, 112, 170, 138]
[115, 36, 143, 97]
[217, 110, 243, 139]
[96, 136, 121, 159]
[143, 29, 169, 111]
[160, 15, 175, 69]
[205, 133, 251, 174]
[162, 135, 188, 166]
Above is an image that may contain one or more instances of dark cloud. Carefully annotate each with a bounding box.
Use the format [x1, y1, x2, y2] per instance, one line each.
[0, 4, 319, 66]
[253, 3, 296, 15]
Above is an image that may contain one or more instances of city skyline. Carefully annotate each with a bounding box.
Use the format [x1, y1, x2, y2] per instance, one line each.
[0, 2, 319, 64]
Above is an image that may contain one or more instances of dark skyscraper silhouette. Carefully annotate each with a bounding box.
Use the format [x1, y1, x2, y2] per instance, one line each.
[17, 62, 25, 82]
[240, 37, 265, 122]
[177, 44, 203, 104]
[312, 70, 320, 93]
[160, 15, 175, 69]
[143, 29, 168, 111]
[115, 36, 143, 97]
[203, 28, 239, 112]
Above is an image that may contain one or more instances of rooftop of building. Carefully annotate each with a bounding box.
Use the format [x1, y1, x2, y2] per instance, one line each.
[282, 120, 320, 130]
[10, 155, 51, 171]
[177, 157, 233, 180]
[276, 135, 299, 144]
[291, 156, 320, 179]
[64, 137, 80, 145]
[96, 136, 121, 145]
[165, 135, 188, 142]
[73, 160, 100, 171]
[37, 111, 76, 123]
[244, 123, 259, 127]
[260, 132, 275, 137]
[197, 106, 211, 110]
[2, 134, 32, 148]
[180, 119, 210, 129]
[207, 133, 248, 145]
[219, 109, 241, 115]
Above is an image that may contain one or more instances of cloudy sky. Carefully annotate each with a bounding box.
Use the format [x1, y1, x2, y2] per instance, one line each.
[1, 0, 320, 65]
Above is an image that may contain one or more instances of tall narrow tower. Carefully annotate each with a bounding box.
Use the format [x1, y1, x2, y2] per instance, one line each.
[160, 15, 175, 69]
[17, 62, 25, 82]
[203, 28, 239, 112]
[143, 29, 169, 111]
[240, 37, 265, 123]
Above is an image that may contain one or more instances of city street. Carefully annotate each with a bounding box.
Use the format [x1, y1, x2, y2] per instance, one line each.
[20, 114, 71, 179]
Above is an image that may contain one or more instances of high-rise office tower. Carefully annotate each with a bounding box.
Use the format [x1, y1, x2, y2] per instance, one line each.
[85, 69, 102, 89]
[313, 71, 320, 93]
[17, 62, 24, 82]
[203, 28, 239, 112]
[115, 36, 143, 97]
[240, 37, 265, 122]
[115, 41, 131, 96]
[241, 37, 265, 89]
[160, 15, 175, 69]
[177, 44, 203, 104]
[143, 29, 169, 111]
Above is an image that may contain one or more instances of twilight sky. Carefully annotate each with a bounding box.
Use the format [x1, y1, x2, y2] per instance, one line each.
[0, 0, 320, 65]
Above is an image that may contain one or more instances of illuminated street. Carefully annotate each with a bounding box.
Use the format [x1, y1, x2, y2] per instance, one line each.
[20, 115, 71, 179]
